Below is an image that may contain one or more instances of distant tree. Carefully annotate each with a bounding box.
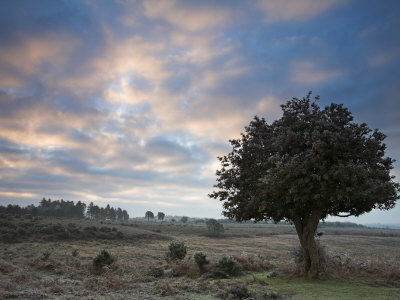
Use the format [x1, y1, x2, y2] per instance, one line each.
[27, 204, 38, 216]
[100, 207, 106, 220]
[157, 212, 165, 222]
[117, 208, 123, 221]
[87, 202, 95, 219]
[93, 205, 100, 220]
[145, 211, 154, 221]
[205, 218, 224, 236]
[75, 201, 86, 218]
[40, 197, 50, 208]
[210, 93, 400, 279]
[180, 216, 188, 223]
[105, 204, 111, 220]
[122, 210, 129, 221]
[171, 218, 176, 223]
[109, 207, 117, 221]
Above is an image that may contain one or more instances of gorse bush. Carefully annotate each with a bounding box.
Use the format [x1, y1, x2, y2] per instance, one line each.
[93, 249, 115, 271]
[218, 254, 242, 276]
[194, 251, 209, 270]
[166, 241, 187, 261]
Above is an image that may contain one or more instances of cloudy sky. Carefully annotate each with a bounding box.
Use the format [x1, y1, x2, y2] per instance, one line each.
[0, 0, 399, 223]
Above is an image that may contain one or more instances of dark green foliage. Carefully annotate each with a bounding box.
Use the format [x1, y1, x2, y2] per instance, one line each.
[166, 241, 187, 261]
[218, 254, 242, 276]
[0, 199, 130, 222]
[93, 249, 115, 270]
[157, 212, 165, 221]
[145, 211, 154, 221]
[194, 251, 209, 270]
[210, 92, 400, 279]
[211, 93, 399, 222]
[180, 216, 188, 223]
[206, 218, 224, 236]
[86, 202, 129, 221]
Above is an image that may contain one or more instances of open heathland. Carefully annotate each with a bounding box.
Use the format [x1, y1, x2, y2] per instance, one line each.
[0, 216, 399, 299]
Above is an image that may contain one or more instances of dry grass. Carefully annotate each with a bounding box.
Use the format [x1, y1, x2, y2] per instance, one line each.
[0, 217, 399, 299]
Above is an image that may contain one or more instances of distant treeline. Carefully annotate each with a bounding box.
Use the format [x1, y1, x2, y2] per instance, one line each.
[0, 198, 129, 221]
[215, 218, 365, 228]
[319, 221, 365, 228]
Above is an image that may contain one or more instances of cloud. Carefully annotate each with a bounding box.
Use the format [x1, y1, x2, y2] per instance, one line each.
[0, 0, 399, 222]
[57, 34, 170, 90]
[142, 0, 230, 32]
[0, 33, 79, 88]
[255, 0, 346, 22]
[290, 60, 342, 84]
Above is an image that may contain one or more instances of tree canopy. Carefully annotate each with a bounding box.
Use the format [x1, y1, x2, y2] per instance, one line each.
[145, 211, 154, 221]
[210, 92, 399, 278]
[157, 212, 165, 221]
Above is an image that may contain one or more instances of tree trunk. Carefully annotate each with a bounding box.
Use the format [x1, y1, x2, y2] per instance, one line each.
[293, 212, 324, 279]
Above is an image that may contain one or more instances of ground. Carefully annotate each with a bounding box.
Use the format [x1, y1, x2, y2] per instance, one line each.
[0, 216, 399, 299]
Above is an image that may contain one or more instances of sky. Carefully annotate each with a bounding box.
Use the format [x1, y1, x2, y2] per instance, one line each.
[0, 0, 399, 224]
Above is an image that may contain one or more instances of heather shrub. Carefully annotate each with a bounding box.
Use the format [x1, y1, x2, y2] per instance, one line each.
[218, 254, 242, 276]
[194, 251, 209, 270]
[99, 226, 111, 233]
[232, 252, 272, 271]
[225, 283, 250, 299]
[147, 266, 164, 278]
[165, 241, 187, 261]
[93, 250, 115, 271]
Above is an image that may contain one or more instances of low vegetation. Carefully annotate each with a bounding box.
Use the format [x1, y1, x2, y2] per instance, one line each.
[165, 241, 187, 261]
[0, 216, 399, 299]
[92, 249, 116, 272]
[194, 251, 209, 270]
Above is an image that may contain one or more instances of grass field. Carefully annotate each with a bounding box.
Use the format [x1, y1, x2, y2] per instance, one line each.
[0, 216, 399, 299]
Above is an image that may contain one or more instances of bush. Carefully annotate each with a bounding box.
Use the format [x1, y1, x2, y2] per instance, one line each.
[71, 249, 79, 257]
[218, 254, 242, 276]
[206, 219, 224, 236]
[194, 251, 209, 270]
[93, 250, 115, 271]
[225, 283, 250, 299]
[99, 226, 111, 233]
[147, 266, 164, 278]
[165, 241, 187, 261]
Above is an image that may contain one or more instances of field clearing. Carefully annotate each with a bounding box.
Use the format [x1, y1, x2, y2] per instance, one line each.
[0, 217, 399, 299]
